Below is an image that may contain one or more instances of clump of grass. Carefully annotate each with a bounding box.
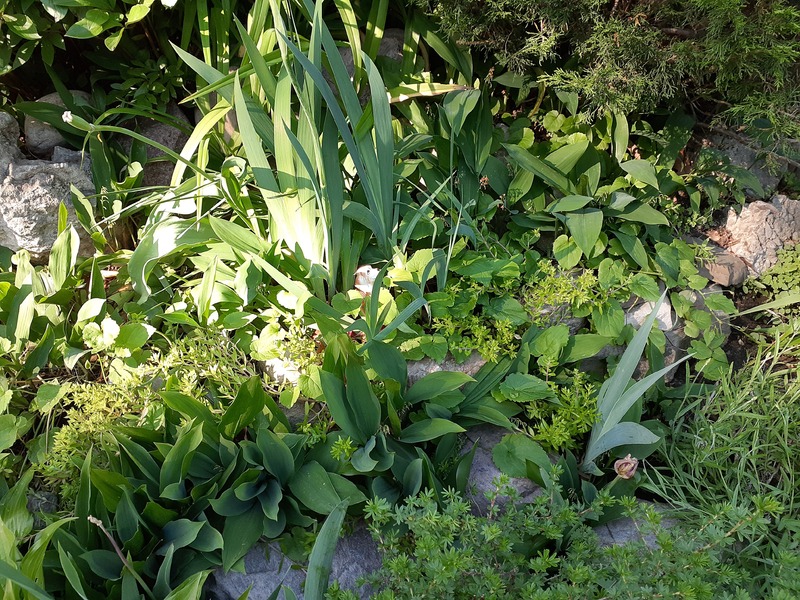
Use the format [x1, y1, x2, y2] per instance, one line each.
[645, 323, 800, 593]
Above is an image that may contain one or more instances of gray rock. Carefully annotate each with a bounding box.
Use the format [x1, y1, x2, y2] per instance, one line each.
[24, 91, 92, 157]
[707, 132, 786, 197]
[623, 293, 675, 331]
[595, 501, 678, 549]
[687, 238, 749, 287]
[406, 351, 487, 386]
[52, 146, 92, 180]
[120, 102, 191, 188]
[207, 525, 381, 600]
[723, 195, 800, 275]
[462, 425, 542, 515]
[0, 111, 21, 174]
[0, 133, 96, 262]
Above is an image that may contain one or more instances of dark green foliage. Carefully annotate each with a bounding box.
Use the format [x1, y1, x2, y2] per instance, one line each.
[415, 0, 800, 155]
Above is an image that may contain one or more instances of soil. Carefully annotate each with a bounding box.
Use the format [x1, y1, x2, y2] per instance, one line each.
[723, 290, 773, 370]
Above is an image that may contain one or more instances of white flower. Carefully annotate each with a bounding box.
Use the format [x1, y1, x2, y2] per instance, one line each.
[160, 0, 178, 7]
[61, 111, 73, 124]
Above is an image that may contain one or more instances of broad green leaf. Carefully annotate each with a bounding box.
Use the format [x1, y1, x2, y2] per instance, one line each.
[256, 428, 295, 484]
[610, 202, 669, 226]
[442, 89, 481, 138]
[562, 335, 613, 363]
[114, 322, 156, 352]
[552, 235, 582, 269]
[592, 301, 625, 338]
[126, 3, 150, 24]
[704, 293, 736, 313]
[129, 217, 215, 300]
[65, 9, 111, 38]
[289, 462, 367, 514]
[547, 195, 593, 213]
[164, 570, 211, 600]
[612, 112, 629, 163]
[222, 504, 264, 572]
[492, 434, 551, 478]
[497, 373, 555, 402]
[504, 144, 573, 194]
[405, 372, 475, 405]
[220, 376, 266, 439]
[344, 363, 381, 441]
[160, 423, 204, 498]
[546, 140, 589, 174]
[161, 519, 205, 552]
[620, 159, 659, 189]
[0, 559, 53, 600]
[304, 500, 348, 600]
[614, 231, 650, 270]
[49, 224, 79, 290]
[564, 208, 603, 257]
[399, 419, 464, 443]
[584, 422, 660, 464]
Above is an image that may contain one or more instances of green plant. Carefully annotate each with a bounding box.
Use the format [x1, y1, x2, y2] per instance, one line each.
[581, 292, 690, 476]
[746, 244, 800, 317]
[645, 325, 800, 594]
[327, 480, 795, 600]
[413, 0, 800, 158]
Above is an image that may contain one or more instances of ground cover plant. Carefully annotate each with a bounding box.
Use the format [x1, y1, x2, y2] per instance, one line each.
[1, 0, 800, 598]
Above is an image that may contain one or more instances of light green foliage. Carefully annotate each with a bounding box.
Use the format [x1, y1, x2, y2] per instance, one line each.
[37, 330, 256, 502]
[646, 327, 800, 594]
[327, 481, 795, 599]
[520, 260, 606, 327]
[747, 244, 800, 316]
[514, 371, 599, 452]
[36, 380, 151, 502]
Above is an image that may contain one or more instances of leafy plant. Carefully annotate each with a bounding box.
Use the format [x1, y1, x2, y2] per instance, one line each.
[581, 292, 691, 475]
[645, 325, 800, 595]
[327, 480, 796, 599]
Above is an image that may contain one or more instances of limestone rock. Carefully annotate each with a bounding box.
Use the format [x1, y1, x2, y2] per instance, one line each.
[406, 351, 487, 386]
[206, 525, 381, 600]
[0, 111, 21, 174]
[24, 91, 91, 157]
[723, 195, 800, 275]
[462, 425, 542, 515]
[120, 102, 191, 188]
[623, 293, 675, 331]
[595, 501, 677, 549]
[0, 119, 95, 263]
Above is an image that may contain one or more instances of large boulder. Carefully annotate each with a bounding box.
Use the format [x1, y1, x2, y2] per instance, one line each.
[23, 90, 92, 158]
[720, 195, 800, 275]
[0, 115, 95, 263]
[206, 525, 381, 600]
[120, 102, 192, 188]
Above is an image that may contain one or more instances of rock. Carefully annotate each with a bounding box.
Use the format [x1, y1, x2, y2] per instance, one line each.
[706, 131, 786, 197]
[623, 294, 675, 331]
[24, 91, 92, 157]
[722, 195, 800, 275]
[595, 501, 678, 549]
[462, 425, 542, 515]
[0, 111, 21, 173]
[683, 234, 748, 287]
[52, 146, 92, 180]
[207, 525, 381, 600]
[0, 117, 96, 263]
[120, 102, 191, 188]
[406, 351, 487, 386]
